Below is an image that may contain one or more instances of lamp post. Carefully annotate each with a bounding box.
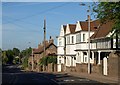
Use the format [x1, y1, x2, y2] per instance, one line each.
[80, 3, 91, 74]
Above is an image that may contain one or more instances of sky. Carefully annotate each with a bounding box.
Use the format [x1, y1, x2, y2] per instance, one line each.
[2, 2, 97, 50]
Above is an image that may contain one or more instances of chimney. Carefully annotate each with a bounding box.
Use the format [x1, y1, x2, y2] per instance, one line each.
[49, 36, 54, 44]
[42, 40, 48, 45]
[38, 43, 42, 48]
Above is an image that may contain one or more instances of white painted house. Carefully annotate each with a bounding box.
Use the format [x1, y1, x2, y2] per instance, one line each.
[65, 24, 76, 67]
[57, 25, 66, 72]
[75, 20, 98, 64]
[57, 19, 120, 74]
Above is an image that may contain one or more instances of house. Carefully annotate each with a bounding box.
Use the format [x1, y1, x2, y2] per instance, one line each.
[28, 37, 57, 71]
[57, 19, 120, 76]
[57, 25, 66, 72]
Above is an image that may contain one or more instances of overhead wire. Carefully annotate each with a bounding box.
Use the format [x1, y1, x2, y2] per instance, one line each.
[3, 2, 71, 24]
[3, 2, 43, 8]
[3, 18, 41, 33]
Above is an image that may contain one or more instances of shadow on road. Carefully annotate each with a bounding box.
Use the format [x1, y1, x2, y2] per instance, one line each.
[2, 64, 23, 73]
[2, 65, 109, 85]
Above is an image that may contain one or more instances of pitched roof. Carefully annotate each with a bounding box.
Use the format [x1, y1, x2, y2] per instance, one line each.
[90, 21, 114, 39]
[63, 25, 66, 33]
[33, 41, 57, 54]
[79, 19, 100, 31]
[69, 24, 76, 34]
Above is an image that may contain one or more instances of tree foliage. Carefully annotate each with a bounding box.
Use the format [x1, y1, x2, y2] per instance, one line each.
[13, 48, 20, 56]
[6, 50, 14, 64]
[2, 51, 8, 64]
[39, 56, 57, 66]
[93, 2, 120, 33]
[20, 47, 32, 58]
[22, 57, 28, 69]
[1, 47, 32, 65]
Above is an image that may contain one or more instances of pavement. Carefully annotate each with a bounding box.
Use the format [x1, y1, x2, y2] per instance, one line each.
[54, 71, 119, 85]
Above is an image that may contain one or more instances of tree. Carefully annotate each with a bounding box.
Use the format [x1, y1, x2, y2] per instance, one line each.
[22, 57, 28, 69]
[6, 50, 14, 64]
[2, 51, 8, 64]
[13, 48, 20, 56]
[93, 2, 120, 33]
[20, 47, 32, 58]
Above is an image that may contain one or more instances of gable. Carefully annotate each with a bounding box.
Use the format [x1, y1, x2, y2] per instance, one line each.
[66, 24, 70, 34]
[60, 26, 64, 36]
[60, 25, 66, 36]
[75, 21, 82, 32]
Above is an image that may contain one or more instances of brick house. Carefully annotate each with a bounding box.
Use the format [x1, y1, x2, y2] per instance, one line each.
[28, 37, 57, 71]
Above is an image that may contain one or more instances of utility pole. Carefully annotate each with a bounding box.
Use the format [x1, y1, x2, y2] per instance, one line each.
[80, 3, 91, 74]
[43, 18, 46, 71]
[87, 4, 91, 74]
[43, 18, 46, 58]
[64, 35, 66, 72]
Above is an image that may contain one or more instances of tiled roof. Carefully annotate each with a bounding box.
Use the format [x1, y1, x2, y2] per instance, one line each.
[80, 19, 100, 31]
[90, 21, 113, 39]
[33, 41, 57, 54]
[69, 24, 76, 34]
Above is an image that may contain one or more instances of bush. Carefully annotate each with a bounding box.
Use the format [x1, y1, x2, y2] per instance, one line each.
[39, 56, 57, 66]
[22, 57, 28, 69]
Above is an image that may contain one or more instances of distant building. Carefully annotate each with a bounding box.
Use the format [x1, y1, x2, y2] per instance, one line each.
[28, 37, 57, 71]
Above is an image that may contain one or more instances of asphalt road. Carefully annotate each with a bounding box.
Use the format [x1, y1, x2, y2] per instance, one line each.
[2, 65, 108, 85]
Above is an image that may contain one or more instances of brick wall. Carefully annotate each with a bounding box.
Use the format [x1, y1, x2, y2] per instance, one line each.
[108, 52, 119, 77]
[92, 64, 102, 74]
[75, 63, 88, 73]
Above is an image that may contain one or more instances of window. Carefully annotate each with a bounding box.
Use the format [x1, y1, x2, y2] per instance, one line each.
[66, 36, 70, 44]
[59, 60, 61, 64]
[72, 36, 74, 44]
[59, 38, 62, 46]
[83, 34, 85, 42]
[74, 57, 76, 60]
[76, 34, 81, 43]
[85, 57, 87, 62]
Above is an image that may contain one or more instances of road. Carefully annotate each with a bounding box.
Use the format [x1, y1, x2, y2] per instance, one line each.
[2, 65, 108, 85]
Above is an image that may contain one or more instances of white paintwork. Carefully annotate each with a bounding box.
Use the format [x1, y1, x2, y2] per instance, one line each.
[98, 51, 101, 64]
[57, 64, 62, 72]
[60, 25, 66, 36]
[57, 20, 116, 74]
[75, 21, 82, 32]
[103, 57, 108, 75]
[57, 25, 66, 72]
[66, 24, 71, 34]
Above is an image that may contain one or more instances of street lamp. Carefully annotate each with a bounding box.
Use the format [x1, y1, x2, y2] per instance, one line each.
[80, 3, 91, 74]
